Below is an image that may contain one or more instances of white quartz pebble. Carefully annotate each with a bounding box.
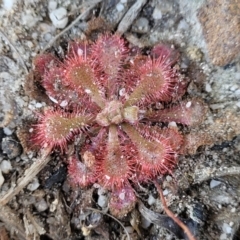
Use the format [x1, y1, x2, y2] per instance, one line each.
[3, 127, 13, 135]
[0, 160, 12, 174]
[116, 3, 124, 12]
[222, 223, 232, 234]
[152, 7, 162, 20]
[147, 194, 156, 205]
[27, 178, 40, 191]
[35, 199, 48, 212]
[48, 1, 57, 11]
[210, 179, 221, 188]
[49, 7, 68, 29]
[98, 195, 108, 208]
[2, 0, 15, 10]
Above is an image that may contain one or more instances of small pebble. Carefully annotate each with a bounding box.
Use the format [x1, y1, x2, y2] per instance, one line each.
[178, 19, 188, 31]
[186, 46, 203, 62]
[231, 207, 236, 213]
[222, 222, 232, 234]
[60, 100, 68, 107]
[35, 102, 43, 108]
[98, 195, 108, 208]
[119, 192, 125, 200]
[168, 121, 177, 128]
[27, 178, 40, 191]
[28, 104, 36, 111]
[220, 233, 227, 240]
[210, 179, 221, 188]
[0, 160, 12, 174]
[181, 62, 188, 69]
[210, 103, 224, 110]
[132, 17, 149, 34]
[50, 198, 58, 212]
[35, 199, 48, 212]
[116, 3, 124, 12]
[2, 0, 15, 11]
[49, 7, 68, 29]
[205, 83, 212, 92]
[31, 32, 38, 39]
[3, 127, 13, 136]
[152, 7, 162, 20]
[125, 226, 134, 234]
[0, 170, 4, 188]
[48, 0, 57, 11]
[229, 85, 238, 92]
[163, 189, 169, 196]
[235, 89, 240, 96]
[21, 12, 39, 28]
[39, 23, 52, 33]
[186, 101, 192, 108]
[229, 222, 234, 227]
[166, 175, 172, 182]
[147, 194, 156, 205]
[97, 187, 108, 195]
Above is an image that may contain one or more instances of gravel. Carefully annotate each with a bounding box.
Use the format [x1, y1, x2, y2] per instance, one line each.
[0, 0, 240, 239]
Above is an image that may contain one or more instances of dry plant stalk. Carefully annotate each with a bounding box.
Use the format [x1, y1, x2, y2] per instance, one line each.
[0, 205, 26, 240]
[117, 0, 147, 34]
[153, 180, 196, 240]
[0, 148, 51, 206]
[193, 166, 240, 184]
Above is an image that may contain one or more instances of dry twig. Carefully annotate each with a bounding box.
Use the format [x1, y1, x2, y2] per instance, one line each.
[193, 166, 240, 184]
[0, 205, 26, 240]
[0, 148, 51, 206]
[86, 207, 130, 240]
[117, 0, 147, 35]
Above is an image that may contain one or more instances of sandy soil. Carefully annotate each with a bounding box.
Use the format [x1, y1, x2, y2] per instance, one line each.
[0, 0, 240, 239]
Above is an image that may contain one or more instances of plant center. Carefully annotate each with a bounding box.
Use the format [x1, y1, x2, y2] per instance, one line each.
[96, 100, 139, 126]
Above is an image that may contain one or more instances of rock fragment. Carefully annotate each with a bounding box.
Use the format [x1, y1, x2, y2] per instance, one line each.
[0, 160, 12, 174]
[49, 7, 68, 29]
[198, 0, 240, 66]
